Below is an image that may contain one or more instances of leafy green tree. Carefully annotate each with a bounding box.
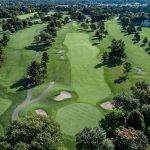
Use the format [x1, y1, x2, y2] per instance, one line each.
[143, 37, 148, 45]
[90, 23, 97, 30]
[114, 127, 148, 150]
[27, 61, 41, 84]
[0, 115, 63, 150]
[126, 110, 145, 131]
[99, 110, 125, 137]
[113, 93, 140, 114]
[131, 81, 150, 105]
[123, 62, 132, 73]
[134, 33, 140, 42]
[141, 105, 150, 127]
[76, 127, 114, 150]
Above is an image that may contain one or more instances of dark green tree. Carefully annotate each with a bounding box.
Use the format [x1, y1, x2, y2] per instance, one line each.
[76, 127, 114, 150]
[126, 110, 145, 131]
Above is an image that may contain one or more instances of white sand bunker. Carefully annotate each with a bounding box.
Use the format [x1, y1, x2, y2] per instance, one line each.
[60, 55, 64, 60]
[35, 109, 47, 116]
[136, 68, 145, 75]
[100, 101, 114, 110]
[54, 91, 72, 101]
[57, 50, 64, 54]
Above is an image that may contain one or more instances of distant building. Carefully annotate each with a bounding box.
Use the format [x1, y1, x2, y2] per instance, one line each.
[141, 20, 150, 27]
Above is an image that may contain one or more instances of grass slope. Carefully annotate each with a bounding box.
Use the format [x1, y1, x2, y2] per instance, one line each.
[64, 33, 111, 105]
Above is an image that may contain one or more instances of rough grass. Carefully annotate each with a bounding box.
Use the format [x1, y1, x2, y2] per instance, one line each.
[0, 98, 12, 116]
[64, 32, 111, 105]
[56, 103, 103, 136]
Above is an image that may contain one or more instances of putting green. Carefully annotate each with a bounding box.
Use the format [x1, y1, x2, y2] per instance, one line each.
[64, 33, 111, 104]
[0, 98, 12, 116]
[56, 103, 102, 136]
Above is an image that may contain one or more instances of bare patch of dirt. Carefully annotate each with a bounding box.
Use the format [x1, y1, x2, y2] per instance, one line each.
[100, 101, 114, 110]
[54, 91, 72, 101]
[35, 109, 47, 116]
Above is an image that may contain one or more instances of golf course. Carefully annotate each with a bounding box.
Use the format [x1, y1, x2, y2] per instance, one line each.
[0, 10, 150, 149]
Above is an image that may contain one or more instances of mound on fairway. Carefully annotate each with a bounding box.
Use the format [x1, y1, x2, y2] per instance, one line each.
[0, 98, 12, 116]
[64, 33, 111, 105]
[56, 103, 102, 136]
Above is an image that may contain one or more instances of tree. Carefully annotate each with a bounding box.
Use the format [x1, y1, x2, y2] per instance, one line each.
[76, 127, 114, 150]
[141, 105, 150, 127]
[114, 127, 148, 150]
[90, 23, 97, 30]
[0, 115, 63, 150]
[126, 110, 145, 131]
[143, 37, 148, 45]
[123, 62, 132, 73]
[27, 61, 41, 84]
[134, 33, 140, 42]
[113, 93, 140, 113]
[41, 52, 49, 63]
[131, 81, 150, 105]
[99, 110, 125, 137]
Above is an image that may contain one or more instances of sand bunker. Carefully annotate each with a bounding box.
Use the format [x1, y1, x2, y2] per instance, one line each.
[54, 91, 72, 101]
[136, 68, 145, 75]
[35, 109, 47, 116]
[57, 50, 64, 54]
[100, 101, 114, 110]
[60, 55, 64, 60]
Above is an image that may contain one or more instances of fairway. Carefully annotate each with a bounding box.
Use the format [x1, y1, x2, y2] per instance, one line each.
[56, 103, 101, 136]
[64, 33, 111, 105]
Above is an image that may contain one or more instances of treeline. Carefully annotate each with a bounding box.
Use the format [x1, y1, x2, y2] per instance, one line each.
[0, 32, 10, 66]
[2, 17, 33, 33]
[76, 81, 150, 150]
[27, 12, 63, 86]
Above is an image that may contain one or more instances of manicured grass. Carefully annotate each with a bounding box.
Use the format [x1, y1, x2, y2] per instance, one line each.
[0, 98, 12, 116]
[17, 12, 37, 20]
[56, 103, 102, 136]
[64, 32, 111, 105]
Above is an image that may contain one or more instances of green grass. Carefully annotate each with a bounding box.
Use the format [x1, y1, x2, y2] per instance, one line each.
[0, 98, 12, 116]
[64, 32, 111, 105]
[106, 20, 150, 72]
[56, 103, 102, 136]
[17, 12, 37, 20]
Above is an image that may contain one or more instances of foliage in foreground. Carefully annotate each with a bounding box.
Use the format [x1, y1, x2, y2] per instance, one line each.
[0, 115, 63, 150]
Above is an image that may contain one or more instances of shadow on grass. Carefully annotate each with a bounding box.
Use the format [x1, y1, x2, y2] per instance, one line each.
[10, 77, 40, 92]
[10, 78, 29, 91]
[94, 61, 122, 69]
[25, 43, 48, 52]
[92, 42, 99, 46]
[140, 44, 145, 47]
[145, 47, 150, 52]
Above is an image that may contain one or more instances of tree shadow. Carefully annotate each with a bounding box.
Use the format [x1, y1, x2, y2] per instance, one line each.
[10, 78, 29, 91]
[92, 37, 98, 40]
[114, 76, 128, 84]
[145, 47, 150, 52]
[94, 63, 104, 69]
[140, 44, 145, 47]
[92, 42, 99, 46]
[10, 77, 40, 92]
[25, 43, 48, 52]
